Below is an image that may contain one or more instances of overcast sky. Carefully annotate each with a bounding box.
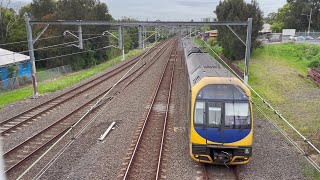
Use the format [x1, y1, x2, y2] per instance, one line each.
[105, 0, 286, 21]
[13, 0, 286, 21]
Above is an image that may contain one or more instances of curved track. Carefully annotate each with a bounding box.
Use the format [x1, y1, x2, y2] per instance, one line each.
[119, 40, 177, 180]
[3, 40, 174, 179]
[0, 42, 165, 137]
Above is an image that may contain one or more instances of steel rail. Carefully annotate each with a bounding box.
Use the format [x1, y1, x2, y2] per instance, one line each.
[28, 39, 174, 180]
[0, 42, 165, 136]
[3, 66, 138, 174]
[155, 42, 176, 180]
[122, 40, 176, 180]
[3, 39, 173, 178]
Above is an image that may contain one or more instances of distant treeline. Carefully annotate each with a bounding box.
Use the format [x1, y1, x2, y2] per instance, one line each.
[265, 0, 320, 33]
[0, 0, 155, 70]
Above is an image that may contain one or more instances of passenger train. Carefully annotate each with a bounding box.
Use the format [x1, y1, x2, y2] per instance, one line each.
[183, 38, 254, 165]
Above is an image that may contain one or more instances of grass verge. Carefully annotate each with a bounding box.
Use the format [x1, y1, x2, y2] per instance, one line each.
[241, 44, 320, 179]
[0, 48, 144, 109]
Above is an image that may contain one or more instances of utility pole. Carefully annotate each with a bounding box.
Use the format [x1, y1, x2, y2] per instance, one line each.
[178, 26, 182, 48]
[118, 26, 124, 60]
[78, 25, 83, 49]
[244, 18, 252, 84]
[142, 26, 145, 49]
[25, 14, 38, 97]
[308, 8, 312, 36]
[138, 25, 142, 49]
[302, 8, 312, 36]
[155, 27, 157, 42]
[143, 26, 146, 49]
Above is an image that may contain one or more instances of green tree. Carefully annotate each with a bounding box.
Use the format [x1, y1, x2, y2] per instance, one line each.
[200, 26, 210, 32]
[215, 0, 263, 60]
[31, 0, 57, 20]
[28, 0, 113, 69]
[271, 1, 320, 31]
[268, 4, 291, 32]
[0, 7, 18, 42]
[0, 5, 27, 52]
[286, 0, 320, 30]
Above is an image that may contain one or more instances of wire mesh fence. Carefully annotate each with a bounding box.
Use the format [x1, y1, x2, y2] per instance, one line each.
[296, 31, 320, 38]
[0, 65, 72, 92]
[36, 65, 72, 82]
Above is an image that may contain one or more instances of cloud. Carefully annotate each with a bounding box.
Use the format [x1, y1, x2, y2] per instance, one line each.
[19, 0, 286, 21]
[175, 0, 217, 8]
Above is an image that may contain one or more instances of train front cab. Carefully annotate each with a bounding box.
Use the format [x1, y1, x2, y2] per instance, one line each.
[189, 77, 253, 165]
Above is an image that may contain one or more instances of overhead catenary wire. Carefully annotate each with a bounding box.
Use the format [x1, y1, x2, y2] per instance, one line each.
[0, 34, 114, 57]
[0, 35, 68, 46]
[17, 39, 162, 180]
[34, 45, 118, 62]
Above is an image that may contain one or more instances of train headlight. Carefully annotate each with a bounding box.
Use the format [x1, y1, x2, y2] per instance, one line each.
[244, 148, 250, 155]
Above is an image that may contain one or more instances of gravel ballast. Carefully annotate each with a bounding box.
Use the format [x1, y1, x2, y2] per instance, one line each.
[24, 42, 173, 179]
[0, 48, 160, 153]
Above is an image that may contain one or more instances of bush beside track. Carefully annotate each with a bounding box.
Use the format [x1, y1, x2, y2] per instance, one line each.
[0, 48, 145, 109]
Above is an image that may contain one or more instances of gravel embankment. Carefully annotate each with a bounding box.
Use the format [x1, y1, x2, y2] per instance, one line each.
[23, 42, 172, 179]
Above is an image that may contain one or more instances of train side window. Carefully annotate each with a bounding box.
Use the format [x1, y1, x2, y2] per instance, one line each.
[194, 101, 205, 125]
[208, 102, 222, 126]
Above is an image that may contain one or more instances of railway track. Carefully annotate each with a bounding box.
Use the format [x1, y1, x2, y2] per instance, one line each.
[119, 40, 177, 180]
[3, 40, 174, 179]
[0, 41, 166, 137]
[200, 164, 239, 180]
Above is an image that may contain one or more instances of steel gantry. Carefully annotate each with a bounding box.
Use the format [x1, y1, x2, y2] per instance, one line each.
[25, 15, 253, 96]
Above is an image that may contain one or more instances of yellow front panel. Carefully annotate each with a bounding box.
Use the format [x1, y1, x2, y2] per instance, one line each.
[189, 77, 254, 146]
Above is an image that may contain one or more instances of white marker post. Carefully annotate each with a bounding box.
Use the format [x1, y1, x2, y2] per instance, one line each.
[98, 122, 116, 141]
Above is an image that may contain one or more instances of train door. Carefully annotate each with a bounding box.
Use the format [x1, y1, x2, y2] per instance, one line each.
[206, 101, 224, 144]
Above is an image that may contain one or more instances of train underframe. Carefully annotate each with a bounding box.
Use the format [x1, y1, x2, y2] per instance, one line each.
[190, 143, 252, 165]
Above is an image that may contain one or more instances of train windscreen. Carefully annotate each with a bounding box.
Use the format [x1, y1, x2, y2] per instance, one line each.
[194, 84, 251, 129]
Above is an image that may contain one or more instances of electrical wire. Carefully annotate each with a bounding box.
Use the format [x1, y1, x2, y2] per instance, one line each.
[0, 34, 110, 57]
[0, 40, 28, 46]
[34, 45, 118, 62]
[0, 35, 68, 46]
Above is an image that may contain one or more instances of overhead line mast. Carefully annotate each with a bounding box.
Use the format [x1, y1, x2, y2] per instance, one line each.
[25, 17, 253, 96]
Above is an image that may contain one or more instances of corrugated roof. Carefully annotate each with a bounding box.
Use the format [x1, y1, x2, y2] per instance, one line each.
[0, 48, 30, 67]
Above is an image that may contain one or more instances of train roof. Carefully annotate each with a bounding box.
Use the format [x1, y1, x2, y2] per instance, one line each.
[183, 38, 234, 87]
